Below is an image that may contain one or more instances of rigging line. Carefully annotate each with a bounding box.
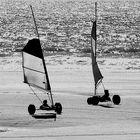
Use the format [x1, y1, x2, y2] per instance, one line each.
[29, 85, 43, 104]
[31, 86, 52, 105]
[47, 92, 52, 105]
[101, 81, 105, 90]
[41, 89, 52, 104]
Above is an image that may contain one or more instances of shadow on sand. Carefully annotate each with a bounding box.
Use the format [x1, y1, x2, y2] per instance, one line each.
[32, 113, 56, 120]
[99, 104, 114, 108]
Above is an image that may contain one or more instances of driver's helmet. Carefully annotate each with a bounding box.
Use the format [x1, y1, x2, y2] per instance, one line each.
[43, 100, 47, 105]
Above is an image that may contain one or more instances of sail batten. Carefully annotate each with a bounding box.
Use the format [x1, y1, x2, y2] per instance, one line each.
[91, 21, 103, 91]
[22, 38, 51, 91]
[23, 66, 45, 74]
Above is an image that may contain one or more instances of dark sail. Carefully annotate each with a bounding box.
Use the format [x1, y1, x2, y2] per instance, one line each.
[22, 38, 51, 91]
[91, 21, 103, 88]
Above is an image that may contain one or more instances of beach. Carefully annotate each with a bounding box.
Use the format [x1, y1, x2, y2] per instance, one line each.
[0, 57, 140, 139]
[0, 0, 140, 139]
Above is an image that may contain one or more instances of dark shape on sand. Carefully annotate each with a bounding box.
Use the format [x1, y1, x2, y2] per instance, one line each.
[22, 6, 62, 119]
[87, 2, 121, 106]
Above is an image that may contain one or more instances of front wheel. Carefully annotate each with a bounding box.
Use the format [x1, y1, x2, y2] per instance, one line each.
[28, 104, 36, 115]
[92, 96, 99, 105]
[112, 95, 121, 105]
[55, 103, 62, 114]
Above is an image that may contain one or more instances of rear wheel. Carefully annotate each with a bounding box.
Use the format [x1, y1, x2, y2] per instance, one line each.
[92, 96, 99, 105]
[55, 103, 62, 114]
[28, 104, 36, 115]
[87, 97, 93, 105]
[112, 95, 121, 105]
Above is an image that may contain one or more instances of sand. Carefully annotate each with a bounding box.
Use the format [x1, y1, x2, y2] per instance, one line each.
[0, 63, 140, 139]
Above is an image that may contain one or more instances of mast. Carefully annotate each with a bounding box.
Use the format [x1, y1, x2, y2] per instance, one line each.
[30, 5, 40, 39]
[29, 5, 54, 106]
[95, 2, 97, 60]
[91, 2, 103, 96]
[94, 2, 97, 95]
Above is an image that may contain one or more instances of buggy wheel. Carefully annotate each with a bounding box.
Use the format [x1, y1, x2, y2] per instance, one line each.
[87, 97, 93, 105]
[92, 96, 99, 105]
[55, 103, 62, 114]
[28, 104, 36, 115]
[112, 95, 121, 105]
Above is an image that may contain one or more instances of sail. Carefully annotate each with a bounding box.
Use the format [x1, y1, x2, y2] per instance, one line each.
[91, 21, 103, 88]
[22, 38, 51, 91]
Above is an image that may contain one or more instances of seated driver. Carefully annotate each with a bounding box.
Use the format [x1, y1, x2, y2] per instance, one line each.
[101, 90, 111, 101]
[40, 100, 51, 110]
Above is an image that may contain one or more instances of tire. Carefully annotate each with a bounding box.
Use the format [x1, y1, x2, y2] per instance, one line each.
[112, 95, 121, 105]
[55, 103, 62, 114]
[87, 97, 93, 105]
[92, 96, 99, 105]
[28, 104, 36, 115]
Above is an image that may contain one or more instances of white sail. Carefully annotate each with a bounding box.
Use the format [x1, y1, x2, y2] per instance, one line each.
[22, 38, 51, 91]
[91, 21, 103, 90]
